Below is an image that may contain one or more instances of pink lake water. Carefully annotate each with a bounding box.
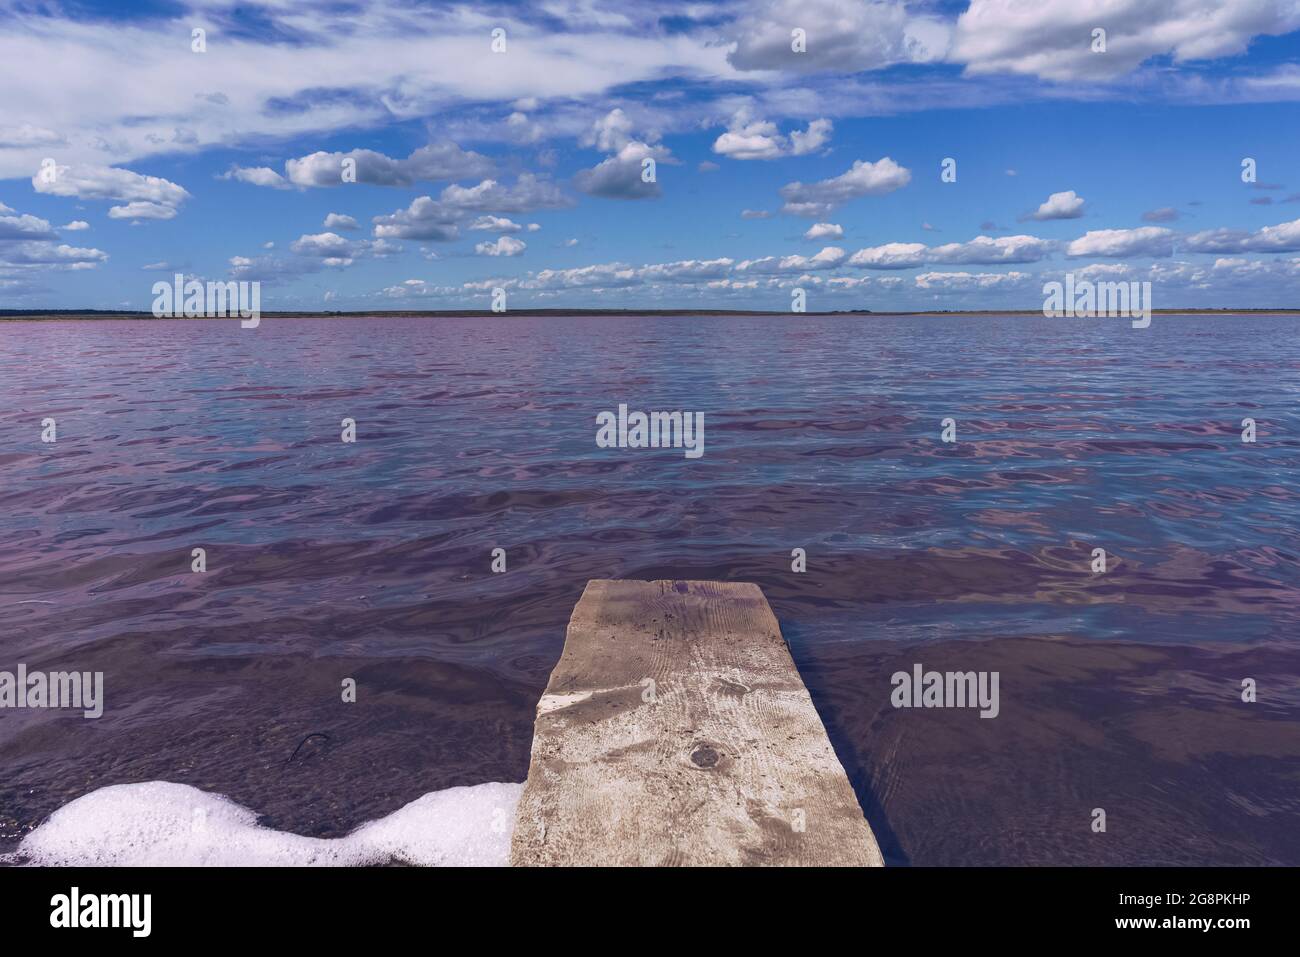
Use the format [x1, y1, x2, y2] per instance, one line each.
[1, 314, 1298, 865]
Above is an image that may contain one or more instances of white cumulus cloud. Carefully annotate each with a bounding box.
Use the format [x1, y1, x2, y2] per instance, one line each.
[1065, 227, 1175, 258]
[952, 0, 1300, 82]
[780, 157, 911, 217]
[475, 235, 527, 256]
[1028, 190, 1086, 221]
[1183, 216, 1300, 253]
[32, 164, 190, 222]
[712, 107, 832, 160]
[803, 222, 844, 241]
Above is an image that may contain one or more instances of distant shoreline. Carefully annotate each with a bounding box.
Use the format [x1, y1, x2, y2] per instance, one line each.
[3, 308, 1300, 321]
[2, 306, 1300, 321]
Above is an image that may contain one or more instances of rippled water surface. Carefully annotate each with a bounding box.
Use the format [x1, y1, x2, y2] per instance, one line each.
[2, 314, 1298, 864]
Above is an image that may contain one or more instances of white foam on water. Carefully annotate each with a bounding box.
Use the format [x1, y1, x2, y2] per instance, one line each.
[2, 780, 523, 867]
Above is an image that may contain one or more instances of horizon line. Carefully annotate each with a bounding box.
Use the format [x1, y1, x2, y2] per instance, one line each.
[4, 307, 1300, 321]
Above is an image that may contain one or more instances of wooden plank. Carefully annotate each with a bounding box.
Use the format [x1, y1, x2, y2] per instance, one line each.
[510, 579, 884, 867]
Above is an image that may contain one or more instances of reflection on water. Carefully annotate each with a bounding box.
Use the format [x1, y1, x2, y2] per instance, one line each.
[1, 314, 1297, 864]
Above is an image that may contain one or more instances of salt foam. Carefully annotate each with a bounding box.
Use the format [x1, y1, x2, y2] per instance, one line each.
[2, 780, 523, 867]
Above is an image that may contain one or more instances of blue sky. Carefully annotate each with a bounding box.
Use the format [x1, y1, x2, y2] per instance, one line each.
[3, 0, 1300, 311]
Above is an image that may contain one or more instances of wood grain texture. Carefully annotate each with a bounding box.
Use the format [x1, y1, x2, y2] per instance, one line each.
[510, 579, 884, 866]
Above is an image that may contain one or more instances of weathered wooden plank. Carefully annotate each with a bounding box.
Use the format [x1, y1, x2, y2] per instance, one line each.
[510, 579, 884, 867]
